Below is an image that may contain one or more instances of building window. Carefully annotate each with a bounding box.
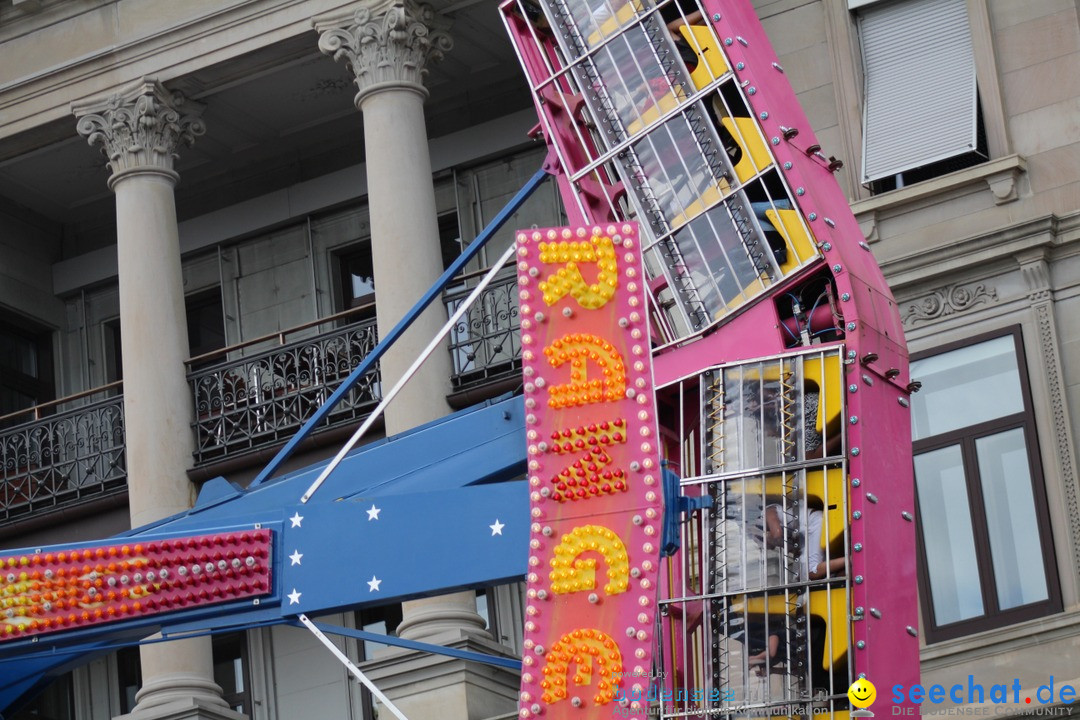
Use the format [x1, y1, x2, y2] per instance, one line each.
[213, 633, 252, 715]
[455, 147, 564, 274]
[116, 646, 141, 714]
[186, 288, 227, 361]
[355, 603, 403, 719]
[0, 315, 54, 425]
[8, 673, 75, 720]
[336, 240, 376, 315]
[911, 328, 1061, 642]
[854, 0, 988, 192]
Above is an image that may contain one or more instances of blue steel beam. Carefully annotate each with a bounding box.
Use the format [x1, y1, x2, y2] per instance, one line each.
[0, 395, 529, 714]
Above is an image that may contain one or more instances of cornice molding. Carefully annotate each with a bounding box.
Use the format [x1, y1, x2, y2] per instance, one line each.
[881, 212, 1080, 292]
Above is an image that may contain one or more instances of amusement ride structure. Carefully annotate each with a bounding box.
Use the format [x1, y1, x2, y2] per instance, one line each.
[0, 0, 919, 718]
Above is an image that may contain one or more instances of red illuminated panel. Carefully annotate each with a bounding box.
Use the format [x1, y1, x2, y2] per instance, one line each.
[0, 530, 272, 642]
[517, 223, 661, 719]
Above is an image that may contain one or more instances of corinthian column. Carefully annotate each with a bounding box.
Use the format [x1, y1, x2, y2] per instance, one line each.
[313, 7, 518, 720]
[73, 80, 241, 720]
[315, 0, 455, 436]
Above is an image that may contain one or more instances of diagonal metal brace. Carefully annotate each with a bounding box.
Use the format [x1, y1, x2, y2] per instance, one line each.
[297, 613, 411, 720]
[290, 618, 523, 671]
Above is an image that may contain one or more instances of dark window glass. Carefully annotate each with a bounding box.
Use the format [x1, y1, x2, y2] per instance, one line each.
[337, 241, 376, 315]
[212, 633, 251, 715]
[9, 673, 75, 720]
[439, 212, 461, 271]
[0, 315, 53, 425]
[186, 288, 227, 360]
[117, 646, 142, 714]
[355, 604, 403, 719]
[104, 318, 123, 383]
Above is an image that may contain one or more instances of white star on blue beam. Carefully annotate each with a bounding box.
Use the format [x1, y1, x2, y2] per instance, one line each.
[289, 550, 303, 566]
[368, 576, 382, 592]
[289, 512, 304, 528]
[288, 589, 302, 605]
[490, 519, 505, 536]
[367, 505, 381, 521]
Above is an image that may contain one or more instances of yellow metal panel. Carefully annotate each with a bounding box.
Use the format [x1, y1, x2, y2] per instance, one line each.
[808, 587, 848, 669]
[679, 24, 730, 90]
[764, 207, 818, 275]
[720, 116, 771, 183]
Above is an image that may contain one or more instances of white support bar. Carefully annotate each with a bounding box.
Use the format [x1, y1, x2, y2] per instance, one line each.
[300, 241, 519, 504]
[297, 613, 411, 720]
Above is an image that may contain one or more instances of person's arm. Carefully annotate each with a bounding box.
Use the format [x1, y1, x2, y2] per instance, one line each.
[810, 556, 847, 581]
[666, 9, 703, 33]
[806, 510, 847, 579]
[764, 504, 783, 547]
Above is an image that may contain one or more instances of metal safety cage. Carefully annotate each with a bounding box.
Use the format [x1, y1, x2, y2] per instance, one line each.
[500, 0, 822, 347]
[655, 346, 851, 719]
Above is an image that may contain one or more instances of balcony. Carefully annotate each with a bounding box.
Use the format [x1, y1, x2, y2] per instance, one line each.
[446, 268, 522, 394]
[187, 310, 382, 467]
[0, 272, 525, 524]
[0, 385, 126, 526]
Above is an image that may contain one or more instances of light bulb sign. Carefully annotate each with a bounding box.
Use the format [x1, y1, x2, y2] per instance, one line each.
[0, 530, 273, 642]
[515, 223, 662, 719]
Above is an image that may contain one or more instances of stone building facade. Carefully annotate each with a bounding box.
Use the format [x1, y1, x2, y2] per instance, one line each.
[0, 0, 1076, 718]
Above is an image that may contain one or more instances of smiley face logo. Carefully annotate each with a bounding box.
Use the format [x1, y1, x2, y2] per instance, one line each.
[848, 678, 877, 708]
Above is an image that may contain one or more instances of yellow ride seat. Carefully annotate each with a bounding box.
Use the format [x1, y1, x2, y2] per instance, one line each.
[678, 24, 730, 90]
[764, 207, 818, 276]
[803, 353, 843, 441]
[719, 116, 771, 183]
[806, 467, 846, 554]
[808, 587, 848, 669]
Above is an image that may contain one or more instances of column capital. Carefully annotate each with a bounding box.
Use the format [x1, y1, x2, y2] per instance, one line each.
[72, 78, 205, 187]
[314, 0, 452, 107]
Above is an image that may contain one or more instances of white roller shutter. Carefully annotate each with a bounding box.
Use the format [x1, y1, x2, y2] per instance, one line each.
[858, 0, 978, 183]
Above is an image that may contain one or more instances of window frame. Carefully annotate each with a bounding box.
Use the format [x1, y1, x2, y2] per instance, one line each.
[819, 0, 1009, 202]
[912, 326, 1062, 643]
[854, 0, 986, 189]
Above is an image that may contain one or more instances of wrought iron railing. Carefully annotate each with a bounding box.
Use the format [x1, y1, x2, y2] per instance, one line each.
[0, 385, 126, 524]
[188, 315, 381, 465]
[445, 268, 522, 390]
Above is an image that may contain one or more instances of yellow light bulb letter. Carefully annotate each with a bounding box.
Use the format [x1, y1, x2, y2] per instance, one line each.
[537, 233, 618, 309]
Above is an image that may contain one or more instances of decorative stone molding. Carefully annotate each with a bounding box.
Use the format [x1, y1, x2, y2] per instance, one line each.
[900, 282, 998, 325]
[1019, 253, 1052, 303]
[850, 155, 1027, 219]
[1016, 251, 1080, 575]
[985, 161, 1024, 205]
[314, 0, 452, 107]
[856, 210, 878, 243]
[72, 79, 205, 186]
